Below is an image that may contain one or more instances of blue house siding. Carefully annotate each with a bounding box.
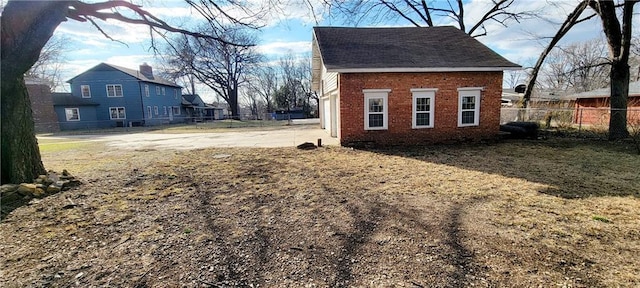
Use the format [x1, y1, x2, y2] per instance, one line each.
[54, 106, 99, 130]
[65, 63, 184, 129]
[140, 84, 187, 125]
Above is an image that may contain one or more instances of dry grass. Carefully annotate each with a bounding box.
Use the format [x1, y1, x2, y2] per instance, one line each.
[1, 137, 639, 287]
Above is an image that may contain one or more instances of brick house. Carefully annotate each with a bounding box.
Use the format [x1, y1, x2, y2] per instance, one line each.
[25, 77, 60, 133]
[570, 81, 640, 126]
[312, 26, 520, 146]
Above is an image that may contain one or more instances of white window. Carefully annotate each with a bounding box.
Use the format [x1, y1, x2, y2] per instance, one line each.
[106, 84, 123, 97]
[81, 85, 91, 98]
[174, 89, 178, 99]
[162, 87, 166, 95]
[147, 106, 152, 119]
[145, 84, 150, 97]
[172, 106, 181, 115]
[163, 106, 168, 115]
[412, 88, 436, 129]
[109, 107, 126, 119]
[65, 108, 80, 121]
[154, 106, 159, 115]
[156, 86, 161, 95]
[458, 88, 482, 127]
[364, 89, 390, 130]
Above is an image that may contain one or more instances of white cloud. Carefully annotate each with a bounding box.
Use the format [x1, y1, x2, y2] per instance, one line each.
[257, 41, 311, 57]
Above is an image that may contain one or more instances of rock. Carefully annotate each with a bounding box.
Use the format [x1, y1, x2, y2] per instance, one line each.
[47, 171, 60, 182]
[1, 184, 19, 194]
[33, 188, 46, 198]
[1, 190, 22, 203]
[47, 184, 62, 194]
[297, 142, 317, 150]
[17, 183, 37, 196]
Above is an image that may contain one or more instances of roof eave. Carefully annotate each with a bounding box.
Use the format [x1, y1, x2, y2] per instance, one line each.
[326, 66, 522, 73]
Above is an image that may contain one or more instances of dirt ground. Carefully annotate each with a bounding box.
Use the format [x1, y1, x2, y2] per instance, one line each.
[1, 136, 639, 287]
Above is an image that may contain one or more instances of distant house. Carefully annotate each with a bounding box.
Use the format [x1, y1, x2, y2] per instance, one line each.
[570, 81, 640, 125]
[25, 77, 60, 133]
[55, 62, 185, 130]
[312, 26, 520, 146]
[182, 94, 225, 121]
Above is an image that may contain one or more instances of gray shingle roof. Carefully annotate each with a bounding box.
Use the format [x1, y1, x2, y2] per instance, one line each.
[313, 26, 520, 71]
[52, 93, 99, 106]
[569, 81, 640, 99]
[67, 63, 181, 88]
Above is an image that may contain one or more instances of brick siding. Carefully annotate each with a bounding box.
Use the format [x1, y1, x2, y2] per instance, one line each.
[27, 83, 60, 133]
[338, 71, 503, 146]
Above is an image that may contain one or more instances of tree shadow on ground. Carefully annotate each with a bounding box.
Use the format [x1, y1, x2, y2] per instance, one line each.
[364, 136, 640, 199]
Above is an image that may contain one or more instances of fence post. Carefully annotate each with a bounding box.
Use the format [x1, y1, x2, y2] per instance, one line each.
[578, 108, 583, 132]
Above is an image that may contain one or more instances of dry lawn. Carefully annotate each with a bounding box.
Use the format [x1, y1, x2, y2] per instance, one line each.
[1, 137, 639, 287]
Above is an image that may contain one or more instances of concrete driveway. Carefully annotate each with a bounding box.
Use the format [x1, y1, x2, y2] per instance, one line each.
[39, 124, 338, 150]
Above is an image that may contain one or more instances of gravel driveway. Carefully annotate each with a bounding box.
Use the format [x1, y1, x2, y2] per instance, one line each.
[39, 124, 338, 150]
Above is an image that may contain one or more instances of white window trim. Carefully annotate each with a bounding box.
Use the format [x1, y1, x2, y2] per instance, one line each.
[147, 106, 153, 119]
[173, 106, 181, 115]
[154, 106, 159, 115]
[156, 86, 161, 95]
[81, 85, 91, 98]
[109, 107, 126, 120]
[145, 84, 150, 97]
[363, 89, 390, 130]
[163, 106, 168, 115]
[65, 108, 80, 121]
[162, 87, 166, 95]
[411, 88, 437, 129]
[106, 84, 123, 97]
[458, 88, 482, 127]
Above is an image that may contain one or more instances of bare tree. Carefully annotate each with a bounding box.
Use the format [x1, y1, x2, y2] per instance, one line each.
[25, 35, 70, 91]
[166, 26, 261, 119]
[542, 39, 609, 93]
[325, 0, 536, 37]
[0, 0, 266, 184]
[248, 65, 279, 114]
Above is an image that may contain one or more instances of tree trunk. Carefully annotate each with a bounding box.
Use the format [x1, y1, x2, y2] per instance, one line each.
[1, 1, 69, 184]
[609, 59, 630, 140]
[1, 76, 46, 184]
[228, 88, 240, 119]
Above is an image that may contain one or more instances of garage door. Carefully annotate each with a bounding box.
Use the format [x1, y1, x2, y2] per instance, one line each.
[323, 98, 330, 131]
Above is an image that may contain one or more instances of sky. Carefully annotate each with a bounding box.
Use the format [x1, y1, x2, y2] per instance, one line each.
[43, 0, 612, 102]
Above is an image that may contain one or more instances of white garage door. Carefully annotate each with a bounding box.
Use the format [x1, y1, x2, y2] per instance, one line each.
[323, 98, 330, 131]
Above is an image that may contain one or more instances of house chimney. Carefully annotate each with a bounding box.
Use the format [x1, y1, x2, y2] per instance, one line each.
[139, 63, 153, 79]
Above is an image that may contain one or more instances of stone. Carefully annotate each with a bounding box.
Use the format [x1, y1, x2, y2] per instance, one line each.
[47, 185, 62, 194]
[1, 184, 19, 194]
[33, 188, 46, 198]
[47, 172, 60, 182]
[1, 190, 22, 203]
[17, 183, 37, 196]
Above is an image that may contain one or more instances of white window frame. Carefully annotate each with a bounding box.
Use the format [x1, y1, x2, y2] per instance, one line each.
[457, 87, 482, 127]
[174, 89, 179, 99]
[106, 84, 123, 97]
[163, 106, 168, 115]
[363, 89, 390, 130]
[65, 108, 80, 121]
[145, 84, 150, 97]
[156, 86, 161, 95]
[109, 107, 126, 119]
[81, 85, 91, 98]
[162, 87, 166, 95]
[147, 106, 153, 119]
[154, 106, 159, 115]
[172, 106, 181, 115]
[411, 88, 437, 129]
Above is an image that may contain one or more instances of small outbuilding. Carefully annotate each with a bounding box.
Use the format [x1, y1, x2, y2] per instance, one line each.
[312, 26, 520, 146]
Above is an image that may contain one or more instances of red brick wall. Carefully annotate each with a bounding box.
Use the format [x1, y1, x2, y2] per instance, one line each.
[27, 83, 60, 133]
[573, 96, 640, 126]
[338, 72, 503, 146]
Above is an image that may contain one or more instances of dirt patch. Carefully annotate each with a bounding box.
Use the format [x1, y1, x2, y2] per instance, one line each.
[1, 138, 639, 287]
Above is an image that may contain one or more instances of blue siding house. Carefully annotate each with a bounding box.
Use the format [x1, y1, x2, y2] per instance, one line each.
[56, 62, 186, 130]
